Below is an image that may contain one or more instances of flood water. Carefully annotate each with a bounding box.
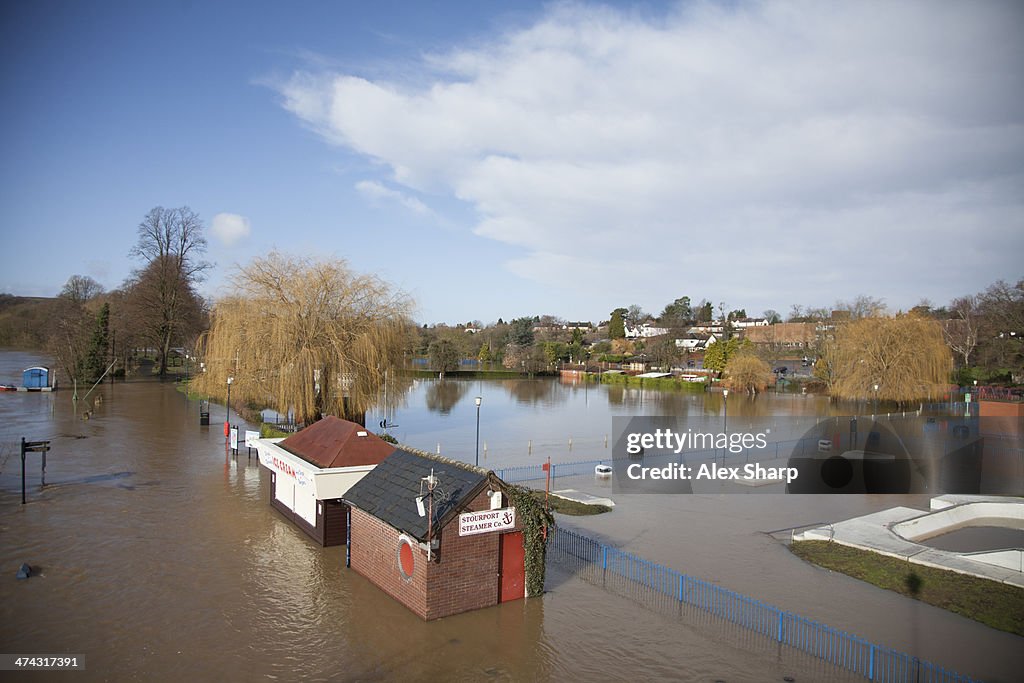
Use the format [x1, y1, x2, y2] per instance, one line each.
[921, 527, 1024, 553]
[377, 374, 837, 466]
[1, 352, 1021, 682]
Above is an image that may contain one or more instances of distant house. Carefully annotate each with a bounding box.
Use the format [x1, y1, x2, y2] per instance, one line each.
[625, 323, 670, 339]
[675, 333, 718, 351]
[744, 322, 817, 349]
[343, 449, 526, 620]
[688, 323, 725, 335]
[562, 321, 593, 331]
[624, 354, 652, 372]
[731, 317, 770, 329]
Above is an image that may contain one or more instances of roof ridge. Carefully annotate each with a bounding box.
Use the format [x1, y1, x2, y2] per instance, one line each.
[394, 444, 491, 477]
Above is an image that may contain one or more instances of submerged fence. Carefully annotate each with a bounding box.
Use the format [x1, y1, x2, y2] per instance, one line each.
[548, 527, 980, 683]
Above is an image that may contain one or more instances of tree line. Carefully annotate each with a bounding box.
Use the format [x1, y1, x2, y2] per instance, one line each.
[0, 206, 209, 385]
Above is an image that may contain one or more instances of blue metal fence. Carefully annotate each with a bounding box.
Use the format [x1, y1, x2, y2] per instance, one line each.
[548, 526, 981, 683]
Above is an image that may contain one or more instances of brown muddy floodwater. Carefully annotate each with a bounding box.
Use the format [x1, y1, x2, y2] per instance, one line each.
[1, 351, 1020, 682]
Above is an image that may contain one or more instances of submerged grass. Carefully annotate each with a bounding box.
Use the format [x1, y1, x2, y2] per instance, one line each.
[530, 490, 611, 515]
[790, 540, 1024, 636]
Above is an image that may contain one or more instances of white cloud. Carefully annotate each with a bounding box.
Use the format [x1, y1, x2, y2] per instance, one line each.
[276, 0, 1024, 313]
[355, 179, 433, 216]
[211, 213, 252, 246]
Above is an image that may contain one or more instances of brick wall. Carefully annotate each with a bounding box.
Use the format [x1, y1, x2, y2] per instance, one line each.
[349, 487, 524, 621]
[349, 507, 429, 618]
[979, 400, 1024, 436]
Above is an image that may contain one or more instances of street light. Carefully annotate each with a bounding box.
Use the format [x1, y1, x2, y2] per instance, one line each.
[225, 376, 234, 439]
[873, 383, 879, 416]
[722, 388, 729, 462]
[474, 396, 482, 467]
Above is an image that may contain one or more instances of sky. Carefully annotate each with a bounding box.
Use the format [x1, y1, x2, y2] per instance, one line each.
[1, 0, 1022, 325]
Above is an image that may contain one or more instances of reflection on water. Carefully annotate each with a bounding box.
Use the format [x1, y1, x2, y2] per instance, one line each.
[1, 352, 1019, 682]
[424, 379, 470, 415]
[384, 376, 911, 467]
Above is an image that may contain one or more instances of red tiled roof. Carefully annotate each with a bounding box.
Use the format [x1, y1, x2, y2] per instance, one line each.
[279, 416, 395, 469]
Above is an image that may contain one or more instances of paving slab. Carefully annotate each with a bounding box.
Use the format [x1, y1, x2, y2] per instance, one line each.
[551, 489, 615, 507]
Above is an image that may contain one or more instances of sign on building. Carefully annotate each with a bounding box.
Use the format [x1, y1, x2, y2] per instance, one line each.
[458, 507, 516, 536]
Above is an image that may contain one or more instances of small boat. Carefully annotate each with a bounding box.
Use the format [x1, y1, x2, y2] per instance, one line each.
[0, 384, 18, 391]
[594, 464, 613, 477]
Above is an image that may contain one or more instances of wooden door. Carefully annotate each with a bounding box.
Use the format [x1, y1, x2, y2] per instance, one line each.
[498, 531, 525, 603]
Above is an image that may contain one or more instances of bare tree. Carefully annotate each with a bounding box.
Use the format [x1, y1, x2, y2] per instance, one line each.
[59, 275, 104, 303]
[976, 278, 1024, 376]
[625, 304, 647, 330]
[193, 252, 413, 425]
[123, 256, 207, 375]
[129, 206, 211, 376]
[834, 294, 887, 319]
[942, 296, 980, 368]
[46, 275, 106, 384]
[47, 297, 91, 385]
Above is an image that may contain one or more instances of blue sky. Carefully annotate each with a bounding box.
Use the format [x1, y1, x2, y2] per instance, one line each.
[2, 1, 1022, 325]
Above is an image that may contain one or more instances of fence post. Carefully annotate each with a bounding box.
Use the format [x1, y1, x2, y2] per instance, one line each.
[868, 644, 874, 681]
[678, 573, 684, 602]
[777, 610, 785, 643]
[602, 545, 608, 570]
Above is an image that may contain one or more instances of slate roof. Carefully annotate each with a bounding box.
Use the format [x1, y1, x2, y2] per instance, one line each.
[343, 449, 489, 542]
[278, 416, 396, 469]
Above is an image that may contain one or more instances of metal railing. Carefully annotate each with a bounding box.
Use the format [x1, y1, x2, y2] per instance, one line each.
[548, 526, 980, 683]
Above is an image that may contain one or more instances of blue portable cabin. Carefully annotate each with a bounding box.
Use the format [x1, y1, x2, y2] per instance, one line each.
[22, 366, 51, 389]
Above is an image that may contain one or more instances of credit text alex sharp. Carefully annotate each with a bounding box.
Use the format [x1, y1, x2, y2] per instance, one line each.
[625, 461, 799, 484]
[625, 428, 769, 455]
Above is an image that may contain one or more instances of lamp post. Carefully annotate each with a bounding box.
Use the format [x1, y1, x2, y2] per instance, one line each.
[474, 396, 482, 467]
[722, 388, 729, 462]
[873, 383, 879, 417]
[225, 376, 234, 439]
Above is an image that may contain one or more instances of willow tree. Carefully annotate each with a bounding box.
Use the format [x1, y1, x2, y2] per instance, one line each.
[194, 252, 414, 424]
[819, 314, 952, 404]
[724, 353, 773, 394]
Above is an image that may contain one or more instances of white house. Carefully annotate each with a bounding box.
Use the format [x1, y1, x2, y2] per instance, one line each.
[625, 323, 670, 339]
[675, 333, 718, 351]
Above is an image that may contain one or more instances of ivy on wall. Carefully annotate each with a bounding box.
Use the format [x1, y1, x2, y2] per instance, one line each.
[506, 483, 555, 597]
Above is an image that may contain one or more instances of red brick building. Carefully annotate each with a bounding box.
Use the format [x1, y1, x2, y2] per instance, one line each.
[343, 449, 526, 620]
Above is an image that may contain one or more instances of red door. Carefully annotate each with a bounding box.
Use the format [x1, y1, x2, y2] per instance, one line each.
[499, 531, 525, 603]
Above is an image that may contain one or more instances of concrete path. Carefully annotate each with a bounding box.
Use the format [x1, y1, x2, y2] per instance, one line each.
[795, 496, 1024, 588]
[551, 488, 615, 507]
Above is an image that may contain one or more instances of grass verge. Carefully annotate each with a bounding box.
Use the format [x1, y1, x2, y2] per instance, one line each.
[530, 490, 611, 515]
[790, 540, 1024, 636]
